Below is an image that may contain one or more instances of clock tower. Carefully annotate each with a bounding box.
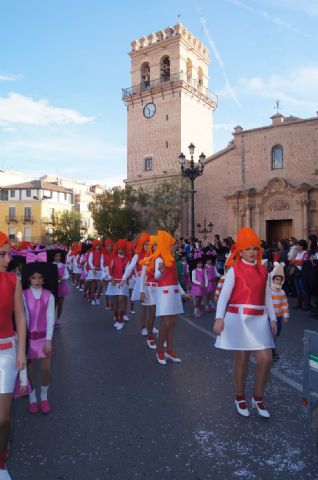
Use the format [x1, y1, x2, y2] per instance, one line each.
[122, 23, 217, 187]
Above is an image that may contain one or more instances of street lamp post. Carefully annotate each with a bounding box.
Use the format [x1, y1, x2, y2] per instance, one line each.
[179, 143, 206, 242]
[197, 218, 214, 241]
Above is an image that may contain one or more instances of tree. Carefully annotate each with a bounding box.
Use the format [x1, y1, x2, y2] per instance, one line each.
[88, 186, 149, 240]
[51, 210, 85, 245]
[147, 180, 188, 235]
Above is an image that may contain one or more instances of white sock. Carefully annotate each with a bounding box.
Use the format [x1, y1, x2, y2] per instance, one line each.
[40, 385, 49, 401]
[29, 389, 36, 404]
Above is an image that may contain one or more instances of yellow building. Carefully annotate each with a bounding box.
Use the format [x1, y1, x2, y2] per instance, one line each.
[0, 180, 74, 243]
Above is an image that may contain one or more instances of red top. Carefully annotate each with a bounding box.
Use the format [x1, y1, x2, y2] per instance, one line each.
[229, 261, 267, 306]
[109, 255, 129, 280]
[91, 251, 102, 269]
[146, 268, 156, 283]
[157, 261, 178, 287]
[0, 272, 16, 338]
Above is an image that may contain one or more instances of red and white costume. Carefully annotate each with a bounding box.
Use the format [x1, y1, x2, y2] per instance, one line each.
[140, 265, 157, 306]
[87, 250, 103, 280]
[215, 260, 276, 350]
[106, 254, 130, 296]
[154, 257, 184, 316]
[122, 251, 147, 302]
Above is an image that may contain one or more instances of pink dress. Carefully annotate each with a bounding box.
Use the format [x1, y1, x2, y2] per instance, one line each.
[23, 288, 53, 360]
[56, 263, 70, 298]
[205, 264, 217, 294]
[190, 269, 206, 297]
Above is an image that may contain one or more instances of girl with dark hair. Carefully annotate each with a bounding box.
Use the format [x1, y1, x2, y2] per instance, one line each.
[290, 240, 309, 309]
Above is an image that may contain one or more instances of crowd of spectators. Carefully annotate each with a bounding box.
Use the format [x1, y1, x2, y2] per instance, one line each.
[175, 234, 318, 318]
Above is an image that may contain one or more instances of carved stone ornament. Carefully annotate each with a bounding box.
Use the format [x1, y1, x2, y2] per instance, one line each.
[267, 199, 290, 211]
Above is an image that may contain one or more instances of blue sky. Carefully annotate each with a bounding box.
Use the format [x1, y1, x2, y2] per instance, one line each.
[0, 0, 317, 186]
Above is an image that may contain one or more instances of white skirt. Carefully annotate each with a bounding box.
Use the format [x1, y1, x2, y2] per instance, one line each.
[106, 281, 129, 297]
[131, 275, 142, 301]
[128, 276, 136, 290]
[155, 285, 184, 317]
[73, 265, 83, 275]
[86, 270, 102, 281]
[215, 304, 275, 351]
[143, 283, 157, 306]
[0, 336, 17, 394]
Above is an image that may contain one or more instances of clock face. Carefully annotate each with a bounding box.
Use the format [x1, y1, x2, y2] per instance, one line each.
[143, 102, 156, 119]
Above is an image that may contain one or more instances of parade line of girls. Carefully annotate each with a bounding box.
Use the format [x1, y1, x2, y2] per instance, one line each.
[0, 226, 288, 478]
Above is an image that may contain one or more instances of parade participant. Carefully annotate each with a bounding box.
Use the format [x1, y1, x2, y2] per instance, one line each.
[126, 241, 136, 315]
[87, 240, 103, 305]
[106, 240, 130, 331]
[142, 230, 187, 365]
[140, 235, 158, 350]
[179, 254, 190, 293]
[100, 239, 113, 309]
[52, 250, 70, 328]
[67, 242, 78, 284]
[213, 227, 277, 418]
[269, 262, 289, 361]
[190, 259, 208, 318]
[204, 257, 218, 312]
[23, 265, 55, 415]
[0, 232, 27, 479]
[122, 233, 150, 334]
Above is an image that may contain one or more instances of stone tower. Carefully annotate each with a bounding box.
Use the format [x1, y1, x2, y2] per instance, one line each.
[122, 23, 217, 187]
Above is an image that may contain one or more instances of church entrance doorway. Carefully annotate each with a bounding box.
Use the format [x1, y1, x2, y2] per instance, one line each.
[266, 219, 293, 244]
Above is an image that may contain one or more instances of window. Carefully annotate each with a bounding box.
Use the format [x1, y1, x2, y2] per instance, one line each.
[10, 189, 15, 198]
[8, 207, 16, 221]
[160, 56, 170, 82]
[166, 114, 169, 121]
[8, 227, 15, 241]
[141, 62, 150, 90]
[198, 67, 203, 87]
[64, 193, 67, 201]
[145, 157, 153, 171]
[186, 58, 192, 83]
[26, 189, 31, 197]
[272, 145, 284, 170]
[24, 207, 32, 220]
[166, 141, 169, 148]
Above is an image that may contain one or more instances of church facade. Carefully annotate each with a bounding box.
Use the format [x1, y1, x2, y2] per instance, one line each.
[195, 113, 318, 242]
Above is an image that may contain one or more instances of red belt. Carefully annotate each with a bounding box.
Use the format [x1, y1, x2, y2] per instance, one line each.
[0, 341, 13, 350]
[30, 331, 46, 340]
[227, 306, 264, 316]
[146, 282, 157, 287]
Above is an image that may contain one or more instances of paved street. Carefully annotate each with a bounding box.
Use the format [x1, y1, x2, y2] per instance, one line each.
[8, 285, 318, 480]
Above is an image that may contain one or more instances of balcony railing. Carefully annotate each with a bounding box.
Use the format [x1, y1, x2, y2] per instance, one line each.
[21, 216, 34, 224]
[5, 216, 18, 224]
[122, 71, 218, 110]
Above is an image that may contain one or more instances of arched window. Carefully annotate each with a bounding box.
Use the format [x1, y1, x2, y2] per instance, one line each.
[186, 58, 192, 83]
[197, 67, 203, 88]
[141, 62, 150, 89]
[271, 145, 284, 170]
[160, 56, 170, 82]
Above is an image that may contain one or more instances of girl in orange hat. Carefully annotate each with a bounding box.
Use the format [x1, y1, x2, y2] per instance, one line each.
[101, 239, 114, 310]
[139, 235, 159, 349]
[106, 240, 131, 331]
[213, 227, 277, 418]
[122, 233, 150, 334]
[0, 232, 27, 478]
[142, 231, 189, 364]
[87, 240, 103, 305]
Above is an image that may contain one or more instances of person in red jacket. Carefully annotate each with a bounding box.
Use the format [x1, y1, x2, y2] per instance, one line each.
[0, 232, 27, 478]
[106, 240, 130, 331]
[213, 227, 277, 419]
[87, 240, 103, 305]
[142, 231, 189, 365]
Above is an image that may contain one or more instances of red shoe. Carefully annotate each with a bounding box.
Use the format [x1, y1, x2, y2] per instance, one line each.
[40, 400, 51, 414]
[147, 338, 157, 350]
[28, 402, 39, 414]
[165, 351, 182, 363]
[156, 351, 167, 365]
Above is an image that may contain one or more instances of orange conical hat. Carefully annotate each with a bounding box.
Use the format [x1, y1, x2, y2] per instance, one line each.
[226, 227, 262, 266]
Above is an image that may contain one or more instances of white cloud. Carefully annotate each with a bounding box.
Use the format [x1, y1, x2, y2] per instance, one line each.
[238, 66, 318, 108]
[214, 123, 235, 132]
[0, 73, 20, 81]
[0, 93, 94, 126]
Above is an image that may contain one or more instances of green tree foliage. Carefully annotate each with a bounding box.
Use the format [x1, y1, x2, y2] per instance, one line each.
[148, 180, 188, 235]
[88, 186, 149, 239]
[51, 210, 85, 245]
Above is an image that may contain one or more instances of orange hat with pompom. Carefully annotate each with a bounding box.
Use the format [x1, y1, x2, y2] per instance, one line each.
[140, 230, 175, 272]
[225, 227, 262, 266]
